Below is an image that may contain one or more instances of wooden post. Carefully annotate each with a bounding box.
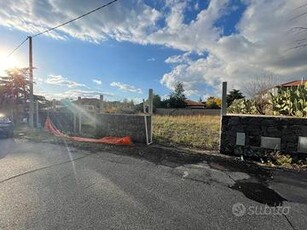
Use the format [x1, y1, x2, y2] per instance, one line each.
[221, 82, 227, 116]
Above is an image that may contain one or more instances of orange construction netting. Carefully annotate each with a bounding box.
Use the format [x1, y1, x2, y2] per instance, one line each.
[44, 117, 133, 146]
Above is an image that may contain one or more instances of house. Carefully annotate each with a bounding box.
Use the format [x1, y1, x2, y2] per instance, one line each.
[259, 79, 307, 98]
[279, 80, 307, 88]
[184, 99, 206, 109]
[269, 79, 307, 97]
[73, 95, 104, 113]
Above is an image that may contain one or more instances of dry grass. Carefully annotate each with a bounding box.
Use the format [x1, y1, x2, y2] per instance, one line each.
[153, 115, 220, 150]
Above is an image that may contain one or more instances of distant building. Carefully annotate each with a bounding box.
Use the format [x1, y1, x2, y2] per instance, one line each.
[269, 79, 307, 97]
[279, 80, 307, 88]
[184, 99, 205, 109]
[73, 95, 104, 113]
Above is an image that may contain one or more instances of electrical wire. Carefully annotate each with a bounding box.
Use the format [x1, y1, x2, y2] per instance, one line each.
[293, 2, 307, 11]
[5, 0, 119, 58]
[6, 37, 28, 58]
[31, 0, 119, 38]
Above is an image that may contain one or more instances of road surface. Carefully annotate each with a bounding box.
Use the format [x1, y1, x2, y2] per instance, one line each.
[0, 138, 306, 229]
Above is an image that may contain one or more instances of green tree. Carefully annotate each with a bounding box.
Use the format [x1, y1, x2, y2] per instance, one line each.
[227, 89, 245, 107]
[153, 94, 162, 108]
[0, 68, 30, 105]
[167, 82, 187, 108]
[0, 68, 31, 122]
[206, 96, 222, 109]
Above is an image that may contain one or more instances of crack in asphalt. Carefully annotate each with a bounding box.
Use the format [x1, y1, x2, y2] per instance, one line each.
[283, 214, 297, 230]
[0, 152, 99, 185]
[0, 147, 145, 185]
[224, 171, 237, 183]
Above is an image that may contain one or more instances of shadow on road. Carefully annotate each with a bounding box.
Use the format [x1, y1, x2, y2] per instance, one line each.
[0, 138, 16, 159]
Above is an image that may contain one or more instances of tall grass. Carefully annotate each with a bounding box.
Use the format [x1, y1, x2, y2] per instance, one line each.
[153, 115, 220, 150]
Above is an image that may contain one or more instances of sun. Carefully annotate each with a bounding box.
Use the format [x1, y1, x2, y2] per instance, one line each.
[0, 54, 23, 75]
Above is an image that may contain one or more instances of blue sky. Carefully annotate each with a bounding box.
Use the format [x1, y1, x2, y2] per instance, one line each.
[0, 0, 306, 102]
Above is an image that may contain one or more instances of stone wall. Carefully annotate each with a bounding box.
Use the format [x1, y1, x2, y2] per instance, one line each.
[220, 115, 307, 156]
[40, 112, 74, 132]
[96, 113, 151, 143]
[40, 112, 151, 143]
[155, 108, 220, 116]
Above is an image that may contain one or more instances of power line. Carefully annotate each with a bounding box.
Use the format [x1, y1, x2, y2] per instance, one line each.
[288, 43, 307, 50]
[6, 37, 28, 58]
[32, 0, 119, 38]
[289, 11, 307, 21]
[5, 0, 119, 58]
[293, 2, 307, 11]
[292, 26, 307, 31]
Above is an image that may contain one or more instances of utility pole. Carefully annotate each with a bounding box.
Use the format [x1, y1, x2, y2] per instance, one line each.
[28, 36, 34, 128]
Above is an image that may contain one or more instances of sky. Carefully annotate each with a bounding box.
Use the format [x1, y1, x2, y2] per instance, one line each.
[0, 0, 307, 103]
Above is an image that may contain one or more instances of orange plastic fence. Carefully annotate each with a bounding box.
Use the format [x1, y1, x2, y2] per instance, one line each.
[44, 117, 133, 146]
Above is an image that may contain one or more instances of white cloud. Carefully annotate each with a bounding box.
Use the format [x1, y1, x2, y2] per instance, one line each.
[1, 0, 307, 96]
[147, 58, 156, 62]
[110, 82, 143, 94]
[92, 79, 102, 85]
[45, 74, 86, 88]
[165, 52, 193, 64]
[0, 0, 161, 43]
[161, 54, 223, 96]
[160, 0, 307, 95]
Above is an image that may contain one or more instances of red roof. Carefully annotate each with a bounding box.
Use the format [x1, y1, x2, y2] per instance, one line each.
[185, 99, 205, 106]
[281, 80, 307, 87]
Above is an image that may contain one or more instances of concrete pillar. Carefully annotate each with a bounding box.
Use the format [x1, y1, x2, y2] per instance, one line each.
[99, 94, 104, 113]
[143, 99, 146, 113]
[73, 112, 77, 133]
[52, 99, 56, 111]
[78, 112, 82, 134]
[149, 89, 153, 115]
[35, 100, 39, 128]
[221, 82, 227, 116]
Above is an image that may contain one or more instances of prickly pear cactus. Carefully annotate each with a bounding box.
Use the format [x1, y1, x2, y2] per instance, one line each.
[227, 99, 257, 114]
[270, 82, 307, 117]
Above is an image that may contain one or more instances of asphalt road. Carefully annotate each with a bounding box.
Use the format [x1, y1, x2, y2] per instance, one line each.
[0, 138, 306, 230]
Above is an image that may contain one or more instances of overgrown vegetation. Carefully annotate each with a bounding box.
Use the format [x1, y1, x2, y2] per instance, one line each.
[153, 115, 220, 150]
[228, 82, 307, 117]
[227, 98, 257, 114]
[271, 83, 307, 117]
[265, 151, 307, 169]
[0, 68, 51, 122]
[205, 96, 221, 109]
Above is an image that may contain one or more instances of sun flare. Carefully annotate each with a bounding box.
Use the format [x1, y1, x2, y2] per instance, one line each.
[0, 53, 25, 75]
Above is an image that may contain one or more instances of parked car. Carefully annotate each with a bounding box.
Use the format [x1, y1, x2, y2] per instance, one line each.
[0, 114, 14, 138]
